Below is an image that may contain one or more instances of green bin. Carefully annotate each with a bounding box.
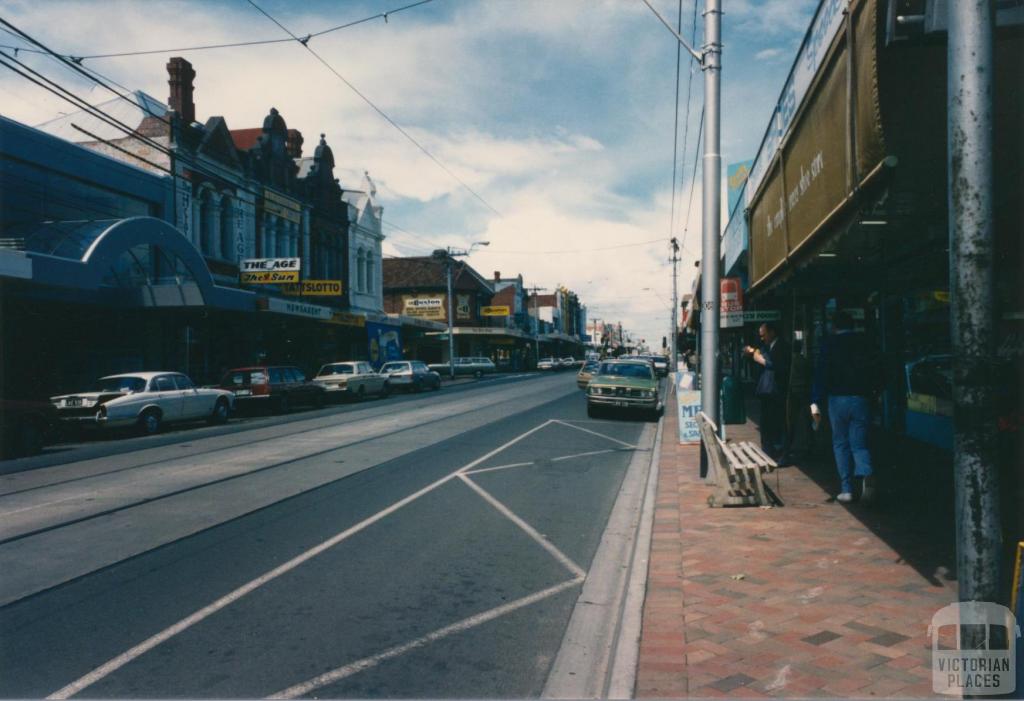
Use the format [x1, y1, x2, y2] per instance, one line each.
[721, 374, 746, 424]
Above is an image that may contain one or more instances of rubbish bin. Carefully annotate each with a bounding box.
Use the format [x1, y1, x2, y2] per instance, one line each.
[721, 374, 746, 424]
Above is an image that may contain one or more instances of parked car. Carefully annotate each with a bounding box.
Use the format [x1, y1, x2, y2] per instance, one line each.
[537, 357, 559, 370]
[51, 372, 234, 435]
[639, 354, 669, 377]
[380, 361, 441, 392]
[585, 359, 662, 419]
[561, 357, 580, 369]
[219, 366, 326, 413]
[577, 360, 601, 390]
[314, 361, 391, 401]
[427, 357, 496, 378]
[0, 398, 60, 458]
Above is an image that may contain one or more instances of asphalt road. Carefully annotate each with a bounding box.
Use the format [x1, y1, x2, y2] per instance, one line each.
[0, 373, 658, 698]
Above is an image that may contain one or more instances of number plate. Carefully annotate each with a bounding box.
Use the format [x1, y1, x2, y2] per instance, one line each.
[66, 398, 83, 407]
[615, 400, 627, 407]
[235, 389, 252, 396]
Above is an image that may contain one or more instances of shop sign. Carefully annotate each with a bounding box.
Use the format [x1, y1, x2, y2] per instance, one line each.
[456, 294, 471, 320]
[330, 312, 366, 327]
[720, 277, 744, 329]
[263, 189, 302, 224]
[727, 160, 753, 216]
[481, 306, 510, 317]
[240, 258, 301, 284]
[281, 279, 343, 296]
[264, 296, 333, 320]
[402, 295, 446, 320]
[676, 372, 701, 445]
[367, 322, 402, 369]
[744, 310, 781, 323]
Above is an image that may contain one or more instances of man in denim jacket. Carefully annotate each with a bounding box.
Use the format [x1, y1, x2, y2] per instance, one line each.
[811, 312, 879, 503]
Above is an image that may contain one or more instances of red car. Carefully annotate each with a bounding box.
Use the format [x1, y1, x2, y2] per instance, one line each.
[218, 366, 326, 414]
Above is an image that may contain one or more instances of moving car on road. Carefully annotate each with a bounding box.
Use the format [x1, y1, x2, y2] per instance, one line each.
[585, 359, 662, 419]
[427, 357, 496, 378]
[537, 357, 559, 370]
[380, 361, 441, 392]
[219, 366, 326, 414]
[576, 360, 601, 390]
[314, 361, 391, 401]
[51, 372, 234, 435]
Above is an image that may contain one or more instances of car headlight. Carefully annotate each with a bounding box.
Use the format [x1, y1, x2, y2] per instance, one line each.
[587, 386, 597, 395]
[641, 390, 654, 398]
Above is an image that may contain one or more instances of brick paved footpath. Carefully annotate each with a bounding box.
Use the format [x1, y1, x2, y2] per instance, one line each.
[635, 398, 958, 698]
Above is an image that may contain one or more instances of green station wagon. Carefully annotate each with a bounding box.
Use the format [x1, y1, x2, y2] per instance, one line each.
[585, 359, 662, 419]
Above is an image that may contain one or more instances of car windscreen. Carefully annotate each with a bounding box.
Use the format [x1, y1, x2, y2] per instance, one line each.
[319, 364, 354, 376]
[93, 377, 147, 393]
[381, 363, 408, 373]
[583, 362, 600, 371]
[598, 363, 653, 379]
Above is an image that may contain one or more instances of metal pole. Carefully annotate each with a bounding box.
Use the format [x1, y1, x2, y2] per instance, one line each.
[948, 0, 1000, 605]
[700, 0, 721, 427]
[671, 237, 679, 372]
[446, 255, 455, 380]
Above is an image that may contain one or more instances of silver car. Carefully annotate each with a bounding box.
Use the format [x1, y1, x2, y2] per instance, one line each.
[380, 361, 441, 392]
[314, 361, 391, 400]
[51, 372, 234, 435]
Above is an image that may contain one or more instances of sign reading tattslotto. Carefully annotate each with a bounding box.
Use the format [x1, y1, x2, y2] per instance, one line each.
[281, 280, 343, 296]
[402, 295, 446, 320]
[240, 258, 301, 284]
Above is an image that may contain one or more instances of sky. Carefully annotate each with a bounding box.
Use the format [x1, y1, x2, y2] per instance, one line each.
[0, 0, 818, 346]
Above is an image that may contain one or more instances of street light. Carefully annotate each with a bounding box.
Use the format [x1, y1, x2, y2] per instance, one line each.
[433, 242, 489, 380]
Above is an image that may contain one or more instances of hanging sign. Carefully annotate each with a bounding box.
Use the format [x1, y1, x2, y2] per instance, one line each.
[240, 258, 300, 284]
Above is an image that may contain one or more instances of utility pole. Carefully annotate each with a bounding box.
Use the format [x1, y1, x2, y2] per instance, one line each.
[527, 285, 547, 365]
[642, 0, 721, 428]
[434, 242, 489, 381]
[948, 0, 1000, 608]
[670, 237, 680, 373]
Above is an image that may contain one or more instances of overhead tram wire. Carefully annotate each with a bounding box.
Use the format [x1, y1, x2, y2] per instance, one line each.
[679, 106, 704, 260]
[0, 0, 436, 62]
[244, 0, 502, 219]
[489, 238, 668, 255]
[668, 0, 683, 239]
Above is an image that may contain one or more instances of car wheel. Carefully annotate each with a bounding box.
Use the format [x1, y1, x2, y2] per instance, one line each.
[587, 404, 601, 419]
[276, 395, 290, 414]
[380, 382, 392, 398]
[313, 392, 325, 409]
[357, 386, 366, 401]
[474, 370, 482, 379]
[137, 409, 162, 436]
[207, 398, 230, 425]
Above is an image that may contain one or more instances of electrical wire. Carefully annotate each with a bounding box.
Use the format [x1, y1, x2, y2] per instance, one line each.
[678, 106, 704, 259]
[668, 0, 683, 240]
[0, 1, 436, 62]
[245, 0, 502, 219]
[489, 238, 668, 255]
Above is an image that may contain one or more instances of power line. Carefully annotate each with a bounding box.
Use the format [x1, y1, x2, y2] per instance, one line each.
[489, 238, 668, 255]
[678, 106, 704, 259]
[668, 0, 683, 239]
[0, 1, 436, 62]
[245, 0, 502, 218]
[673, 0, 700, 236]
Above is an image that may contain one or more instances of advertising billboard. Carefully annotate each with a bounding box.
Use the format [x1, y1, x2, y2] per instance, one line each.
[240, 258, 300, 284]
[367, 322, 402, 369]
[402, 295, 446, 320]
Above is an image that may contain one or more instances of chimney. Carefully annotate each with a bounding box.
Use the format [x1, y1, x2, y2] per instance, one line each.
[494, 271, 501, 281]
[286, 129, 304, 158]
[166, 57, 196, 124]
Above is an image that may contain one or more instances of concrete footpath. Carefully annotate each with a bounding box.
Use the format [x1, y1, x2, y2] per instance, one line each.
[635, 399, 958, 698]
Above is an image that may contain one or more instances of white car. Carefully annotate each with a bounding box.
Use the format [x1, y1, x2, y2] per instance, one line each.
[537, 357, 559, 370]
[314, 361, 391, 400]
[51, 372, 234, 435]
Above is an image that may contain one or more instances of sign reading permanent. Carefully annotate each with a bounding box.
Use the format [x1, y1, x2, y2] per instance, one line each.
[240, 258, 300, 284]
[402, 295, 445, 320]
[281, 279, 343, 296]
[481, 306, 510, 317]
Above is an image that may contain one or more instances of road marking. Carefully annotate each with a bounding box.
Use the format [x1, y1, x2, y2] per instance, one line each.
[267, 577, 583, 699]
[551, 420, 638, 449]
[47, 420, 557, 700]
[458, 474, 586, 579]
[551, 449, 617, 462]
[463, 461, 536, 475]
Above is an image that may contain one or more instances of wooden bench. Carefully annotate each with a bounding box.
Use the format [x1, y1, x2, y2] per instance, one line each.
[696, 412, 780, 507]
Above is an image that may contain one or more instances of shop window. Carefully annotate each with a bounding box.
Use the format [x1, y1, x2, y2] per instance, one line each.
[357, 248, 366, 292]
[366, 251, 375, 294]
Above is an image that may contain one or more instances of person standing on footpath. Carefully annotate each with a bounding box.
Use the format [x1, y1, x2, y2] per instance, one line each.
[811, 312, 879, 503]
[744, 322, 790, 463]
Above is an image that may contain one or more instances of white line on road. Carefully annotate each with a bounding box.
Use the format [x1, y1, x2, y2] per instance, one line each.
[458, 474, 586, 579]
[551, 420, 638, 449]
[267, 577, 583, 699]
[47, 420, 557, 700]
[551, 449, 617, 462]
[463, 461, 536, 475]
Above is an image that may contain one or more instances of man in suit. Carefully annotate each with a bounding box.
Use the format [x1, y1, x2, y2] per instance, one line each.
[744, 322, 790, 462]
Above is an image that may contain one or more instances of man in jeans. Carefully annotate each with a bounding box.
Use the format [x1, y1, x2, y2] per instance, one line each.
[811, 313, 878, 503]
